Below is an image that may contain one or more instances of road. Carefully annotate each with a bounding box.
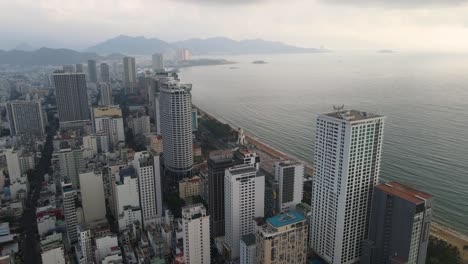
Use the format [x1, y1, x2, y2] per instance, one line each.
[20, 122, 56, 264]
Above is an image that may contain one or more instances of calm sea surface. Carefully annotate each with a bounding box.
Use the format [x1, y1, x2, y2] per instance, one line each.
[179, 52, 468, 235]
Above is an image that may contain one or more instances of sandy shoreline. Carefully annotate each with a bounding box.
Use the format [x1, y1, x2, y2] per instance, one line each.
[196, 105, 468, 259]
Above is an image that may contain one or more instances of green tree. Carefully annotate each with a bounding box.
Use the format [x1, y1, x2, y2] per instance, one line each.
[426, 236, 461, 264]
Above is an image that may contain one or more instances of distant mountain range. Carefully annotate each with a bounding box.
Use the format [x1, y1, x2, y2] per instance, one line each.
[0, 35, 325, 66]
[86, 35, 323, 55]
[0, 48, 125, 66]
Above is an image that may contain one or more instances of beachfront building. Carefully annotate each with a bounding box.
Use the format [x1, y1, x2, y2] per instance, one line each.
[274, 160, 304, 212]
[310, 109, 385, 264]
[182, 204, 211, 264]
[362, 182, 433, 264]
[208, 150, 237, 238]
[255, 211, 308, 264]
[224, 164, 265, 260]
[159, 78, 193, 181]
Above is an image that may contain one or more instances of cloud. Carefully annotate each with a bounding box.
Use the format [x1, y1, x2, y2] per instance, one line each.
[320, 0, 468, 8]
[172, 0, 269, 5]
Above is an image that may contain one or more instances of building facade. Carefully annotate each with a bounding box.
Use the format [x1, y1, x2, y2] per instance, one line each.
[224, 164, 265, 260]
[6, 100, 45, 136]
[100, 63, 110, 83]
[134, 151, 160, 226]
[182, 204, 211, 264]
[256, 211, 308, 264]
[53, 72, 90, 126]
[87, 60, 98, 83]
[274, 160, 304, 212]
[310, 110, 385, 264]
[62, 182, 78, 245]
[159, 78, 193, 179]
[79, 171, 106, 223]
[152, 53, 164, 72]
[99, 82, 113, 106]
[362, 182, 433, 264]
[123, 57, 137, 94]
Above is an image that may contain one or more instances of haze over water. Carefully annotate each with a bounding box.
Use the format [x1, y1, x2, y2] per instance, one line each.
[180, 52, 468, 235]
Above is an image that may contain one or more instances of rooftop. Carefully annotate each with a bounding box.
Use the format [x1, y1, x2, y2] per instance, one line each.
[323, 109, 382, 122]
[228, 165, 257, 175]
[241, 234, 256, 246]
[377, 181, 432, 204]
[93, 106, 122, 118]
[267, 211, 306, 228]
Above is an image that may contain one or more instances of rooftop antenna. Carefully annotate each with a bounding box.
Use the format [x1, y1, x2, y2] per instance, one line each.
[333, 104, 344, 112]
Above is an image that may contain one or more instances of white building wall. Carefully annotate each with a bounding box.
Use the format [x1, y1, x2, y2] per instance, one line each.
[115, 176, 140, 215]
[240, 240, 256, 264]
[274, 161, 304, 212]
[133, 151, 158, 226]
[6, 149, 22, 182]
[79, 171, 106, 223]
[182, 204, 211, 264]
[225, 165, 264, 260]
[310, 110, 384, 264]
[94, 235, 118, 262]
[41, 246, 66, 264]
[37, 215, 56, 236]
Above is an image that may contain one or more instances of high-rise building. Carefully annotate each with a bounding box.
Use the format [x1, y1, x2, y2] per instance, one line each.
[91, 106, 125, 149]
[62, 64, 75, 73]
[255, 211, 308, 264]
[53, 72, 90, 126]
[100, 63, 110, 83]
[5, 148, 35, 182]
[207, 150, 236, 238]
[76, 225, 94, 263]
[131, 115, 151, 136]
[79, 171, 106, 223]
[182, 204, 211, 264]
[114, 168, 140, 216]
[123, 57, 137, 94]
[152, 53, 165, 72]
[274, 160, 304, 212]
[62, 182, 78, 245]
[160, 78, 193, 179]
[75, 64, 84, 73]
[240, 234, 256, 264]
[133, 151, 162, 226]
[99, 82, 112, 106]
[224, 164, 265, 260]
[87, 60, 98, 83]
[6, 100, 45, 136]
[310, 110, 385, 264]
[362, 182, 433, 264]
[52, 147, 84, 189]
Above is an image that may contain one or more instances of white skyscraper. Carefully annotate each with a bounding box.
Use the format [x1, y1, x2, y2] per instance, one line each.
[152, 53, 165, 72]
[99, 82, 113, 105]
[310, 109, 385, 264]
[133, 151, 161, 227]
[182, 204, 211, 264]
[274, 160, 304, 212]
[123, 57, 137, 94]
[62, 182, 78, 245]
[224, 164, 265, 260]
[160, 78, 193, 179]
[79, 171, 106, 223]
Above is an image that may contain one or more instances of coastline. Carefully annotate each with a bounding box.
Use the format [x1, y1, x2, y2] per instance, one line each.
[195, 104, 468, 259]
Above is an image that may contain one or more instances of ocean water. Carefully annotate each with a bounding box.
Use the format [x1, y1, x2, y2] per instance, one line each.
[179, 52, 468, 235]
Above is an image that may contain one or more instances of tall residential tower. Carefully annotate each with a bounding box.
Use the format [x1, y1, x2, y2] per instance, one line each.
[160, 78, 193, 180]
[310, 110, 385, 264]
[123, 57, 137, 94]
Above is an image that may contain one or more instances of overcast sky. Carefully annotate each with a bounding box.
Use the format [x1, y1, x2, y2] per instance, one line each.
[2, 0, 468, 52]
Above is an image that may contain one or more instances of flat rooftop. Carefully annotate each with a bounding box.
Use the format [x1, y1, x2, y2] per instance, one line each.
[228, 165, 257, 175]
[241, 234, 256, 246]
[377, 181, 432, 204]
[323, 110, 382, 122]
[267, 211, 306, 228]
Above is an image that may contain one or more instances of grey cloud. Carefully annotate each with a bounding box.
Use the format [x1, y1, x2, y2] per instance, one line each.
[172, 0, 268, 5]
[320, 0, 468, 8]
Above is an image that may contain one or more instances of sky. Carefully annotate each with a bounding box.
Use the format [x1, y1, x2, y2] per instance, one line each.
[2, 0, 468, 52]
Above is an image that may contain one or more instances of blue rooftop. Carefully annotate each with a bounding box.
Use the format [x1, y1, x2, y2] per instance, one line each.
[267, 211, 306, 228]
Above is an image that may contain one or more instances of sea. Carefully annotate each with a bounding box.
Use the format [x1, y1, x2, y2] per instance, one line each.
[179, 52, 468, 236]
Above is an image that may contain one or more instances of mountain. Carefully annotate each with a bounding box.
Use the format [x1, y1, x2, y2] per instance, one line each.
[14, 42, 35, 51]
[86, 35, 173, 55]
[86, 35, 323, 55]
[172, 37, 321, 54]
[0, 47, 123, 66]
